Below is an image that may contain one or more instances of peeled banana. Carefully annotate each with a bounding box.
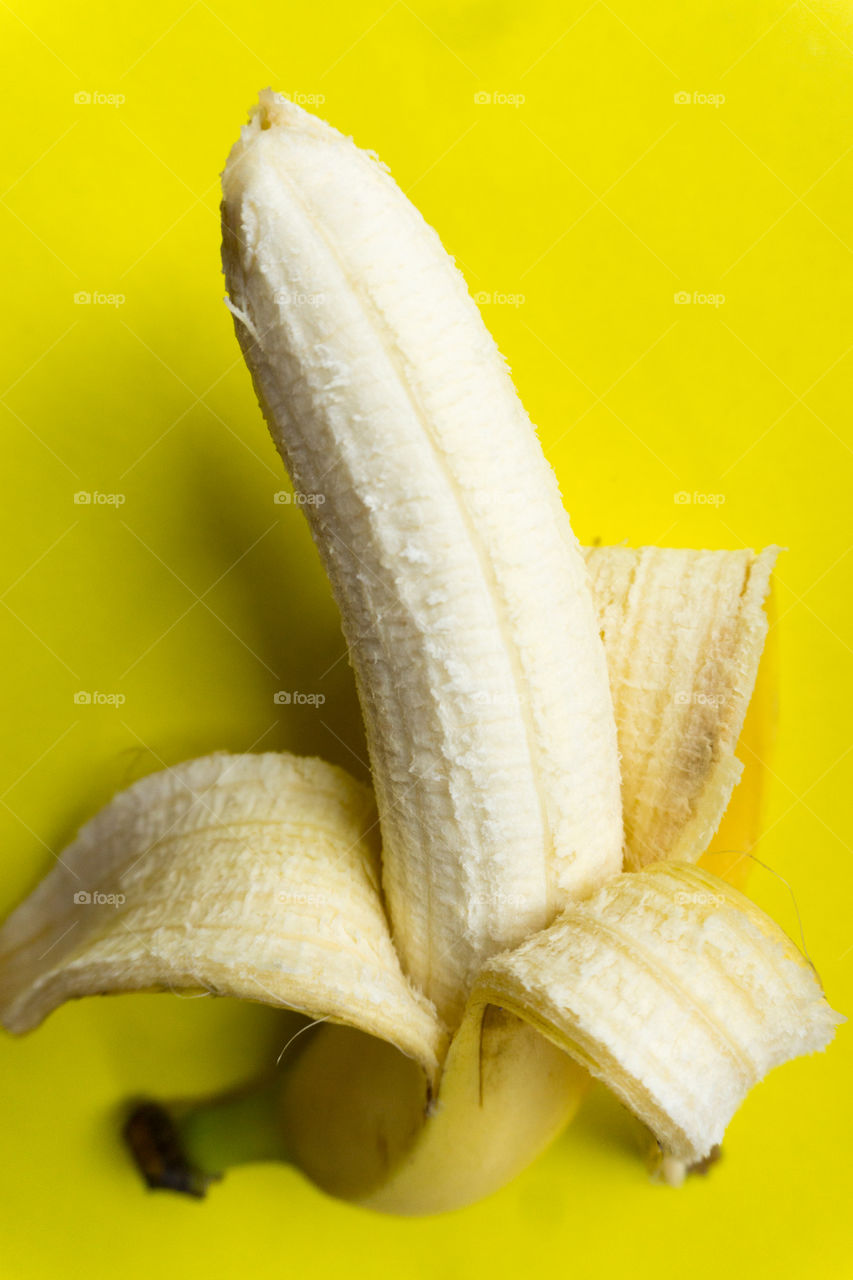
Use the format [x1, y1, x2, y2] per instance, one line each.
[221, 88, 625, 1026]
[0, 91, 840, 1216]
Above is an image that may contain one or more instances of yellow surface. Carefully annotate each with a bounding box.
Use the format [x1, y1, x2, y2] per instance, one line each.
[1, 1, 851, 1276]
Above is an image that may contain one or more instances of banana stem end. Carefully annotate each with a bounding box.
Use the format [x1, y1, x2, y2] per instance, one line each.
[123, 1078, 287, 1198]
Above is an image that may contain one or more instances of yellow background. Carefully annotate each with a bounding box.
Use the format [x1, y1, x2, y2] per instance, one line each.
[1, 1, 851, 1276]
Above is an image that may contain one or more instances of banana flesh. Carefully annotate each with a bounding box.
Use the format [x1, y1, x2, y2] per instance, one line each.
[221, 89, 623, 1024]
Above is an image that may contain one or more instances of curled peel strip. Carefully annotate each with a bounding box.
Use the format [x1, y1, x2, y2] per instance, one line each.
[0, 753, 446, 1079]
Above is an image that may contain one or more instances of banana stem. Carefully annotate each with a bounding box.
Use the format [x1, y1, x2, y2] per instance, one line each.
[124, 1076, 287, 1198]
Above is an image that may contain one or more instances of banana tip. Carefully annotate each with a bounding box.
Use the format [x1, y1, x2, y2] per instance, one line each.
[254, 87, 288, 130]
[249, 87, 326, 136]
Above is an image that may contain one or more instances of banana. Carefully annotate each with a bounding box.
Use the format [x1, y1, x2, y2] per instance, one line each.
[0, 92, 840, 1216]
[221, 89, 623, 1025]
[279, 1007, 587, 1215]
[0, 551, 834, 1210]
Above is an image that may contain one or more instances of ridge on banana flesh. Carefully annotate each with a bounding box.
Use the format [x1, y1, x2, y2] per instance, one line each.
[585, 545, 778, 870]
[221, 89, 624, 1024]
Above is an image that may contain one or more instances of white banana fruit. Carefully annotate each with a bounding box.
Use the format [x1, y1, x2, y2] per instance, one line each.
[221, 89, 623, 1025]
[0, 91, 840, 1216]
